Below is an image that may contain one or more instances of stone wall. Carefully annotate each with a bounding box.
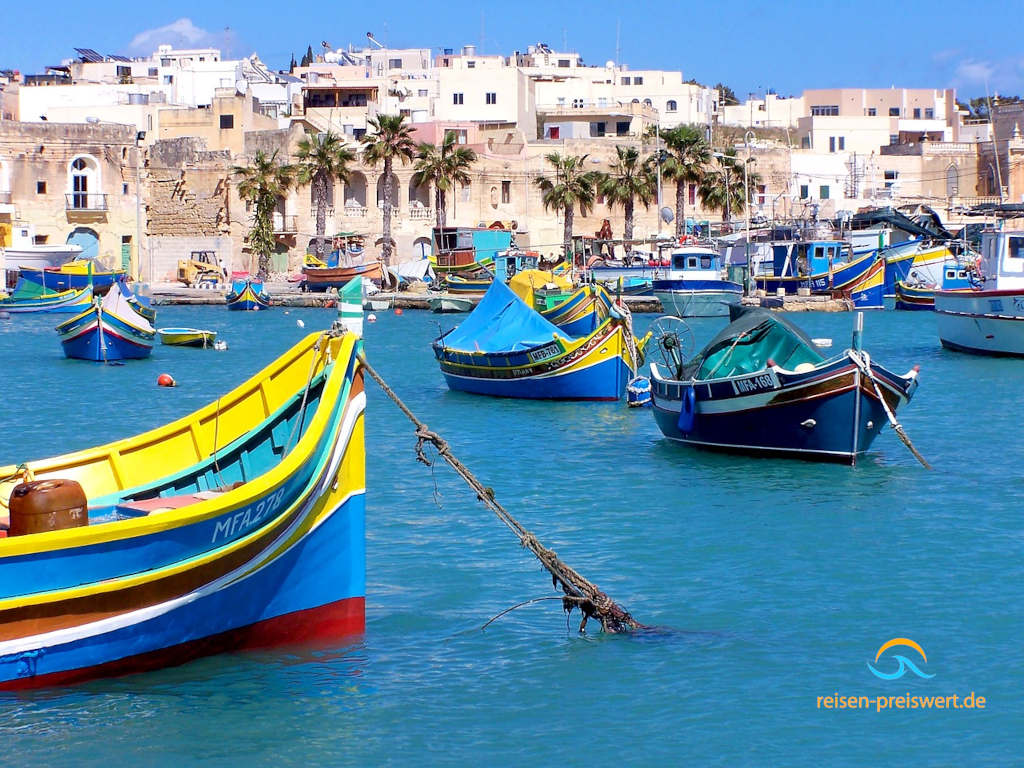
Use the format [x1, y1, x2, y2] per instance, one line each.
[148, 235, 234, 282]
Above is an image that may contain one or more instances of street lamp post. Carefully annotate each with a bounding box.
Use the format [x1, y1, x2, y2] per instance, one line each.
[134, 130, 146, 284]
[744, 130, 754, 294]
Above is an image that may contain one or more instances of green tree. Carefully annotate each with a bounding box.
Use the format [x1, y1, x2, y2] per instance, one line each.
[232, 149, 296, 279]
[534, 153, 599, 259]
[412, 130, 477, 228]
[301, 45, 314, 67]
[598, 145, 655, 253]
[698, 149, 761, 223]
[660, 124, 711, 237]
[295, 131, 355, 262]
[361, 114, 416, 264]
[714, 83, 739, 106]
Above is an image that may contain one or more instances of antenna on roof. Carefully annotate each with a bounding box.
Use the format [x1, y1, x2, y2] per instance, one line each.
[366, 32, 384, 49]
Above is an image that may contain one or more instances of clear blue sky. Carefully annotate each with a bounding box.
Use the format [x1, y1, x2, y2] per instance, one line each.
[4, 1, 1022, 100]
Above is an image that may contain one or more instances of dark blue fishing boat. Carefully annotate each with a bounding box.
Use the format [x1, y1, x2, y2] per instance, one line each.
[55, 282, 156, 361]
[226, 278, 271, 311]
[648, 308, 919, 464]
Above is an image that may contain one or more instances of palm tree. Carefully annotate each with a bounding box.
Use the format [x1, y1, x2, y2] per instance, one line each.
[412, 131, 478, 228]
[534, 153, 599, 260]
[598, 146, 656, 254]
[698, 150, 762, 224]
[295, 131, 355, 263]
[232, 149, 296, 279]
[360, 114, 416, 264]
[660, 125, 711, 237]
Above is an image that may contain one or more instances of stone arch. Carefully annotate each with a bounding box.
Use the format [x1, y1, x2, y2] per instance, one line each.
[344, 171, 368, 208]
[666, 100, 677, 112]
[376, 172, 400, 209]
[413, 236, 431, 259]
[66, 226, 99, 260]
[408, 177, 431, 208]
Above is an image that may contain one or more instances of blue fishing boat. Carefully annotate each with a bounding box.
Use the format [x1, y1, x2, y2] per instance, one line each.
[847, 256, 886, 309]
[0, 330, 366, 689]
[879, 240, 921, 296]
[55, 282, 156, 361]
[226, 278, 271, 311]
[596, 276, 653, 296]
[0, 281, 93, 314]
[648, 307, 919, 463]
[17, 259, 127, 294]
[433, 278, 648, 401]
[537, 283, 614, 337]
[652, 245, 743, 317]
[895, 263, 974, 311]
[751, 241, 877, 297]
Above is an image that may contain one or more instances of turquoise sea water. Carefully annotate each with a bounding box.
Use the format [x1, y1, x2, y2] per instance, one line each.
[0, 305, 1020, 765]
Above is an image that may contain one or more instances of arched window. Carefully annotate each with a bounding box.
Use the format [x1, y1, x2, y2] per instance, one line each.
[643, 98, 653, 107]
[67, 155, 101, 210]
[946, 164, 959, 198]
[666, 100, 677, 112]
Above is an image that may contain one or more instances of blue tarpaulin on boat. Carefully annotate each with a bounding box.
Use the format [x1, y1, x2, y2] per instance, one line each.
[441, 278, 568, 352]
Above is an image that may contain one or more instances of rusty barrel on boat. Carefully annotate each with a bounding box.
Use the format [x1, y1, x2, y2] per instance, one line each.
[8, 479, 88, 536]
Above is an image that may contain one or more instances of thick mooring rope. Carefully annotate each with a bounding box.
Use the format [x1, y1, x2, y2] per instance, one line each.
[358, 352, 643, 634]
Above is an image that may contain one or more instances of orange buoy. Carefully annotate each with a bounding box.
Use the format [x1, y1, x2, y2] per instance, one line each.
[157, 373, 176, 387]
[394, 308, 403, 316]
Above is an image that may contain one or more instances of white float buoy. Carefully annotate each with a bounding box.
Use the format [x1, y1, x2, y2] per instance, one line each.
[296, 319, 305, 329]
[367, 313, 377, 323]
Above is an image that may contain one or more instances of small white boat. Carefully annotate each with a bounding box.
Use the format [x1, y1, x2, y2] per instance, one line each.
[652, 246, 743, 317]
[935, 228, 1024, 356]
[428, 296, 475, 313]
[2, 222, 82, 288]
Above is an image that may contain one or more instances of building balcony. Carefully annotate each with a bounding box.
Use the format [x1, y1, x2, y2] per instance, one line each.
[272, 212, 298, 234]
[341, 205, 368, 218]
[408, 207, 434, 221]
[65, 193, 107, 212]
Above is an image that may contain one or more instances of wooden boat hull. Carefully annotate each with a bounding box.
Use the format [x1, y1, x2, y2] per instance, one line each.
[302, 262, 382, 291]
[158, 328, 218, 347]
[756, 252, 877, 295]
[847, 257, 885, 309]
[653, 280, 743, 317]
[428, 297, 475, 313]
[0, 332, 366, 688]
[56, 304, 155, 361]
[0, 285, 93, 314]
[650, 356, 917, 463]
[539, 284, 614, 336]
[894, 281, 936, 311]
[935, 289, 1024, 356]
[226, 280, 271, 311]
[443, 274, 492, 294]
[18, 263, 126, 294]
[434, 320, 645, 400]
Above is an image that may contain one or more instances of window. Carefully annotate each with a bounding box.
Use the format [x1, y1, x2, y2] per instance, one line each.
[116, 65, 131, 78]
[219, 114, 234, 129]
[589, 121, 606, 137]
[418, 89, 428, 97]
[547, 126, 560, 139]
[467, 61, 476, 69]
[666, 100, 677, 112]
[556, 96, 566, 107]
[199, 57, 205, 62]
[634, 76, 643, 85]
[913, 107, 921, 119]
[866, 107, 877, 116]
[501, 180, 511, 204]
[353, 128, 366, 139]
[1008, 236, 1024, 259]
[829, 137, 836, 152]
[889, 107, 900, 116]
[33, 235, 48, 244]
[757, 184, 766, 204]
[122, 183, 129, 195]
[799, 184, 809, 199]
[688, 183, 696, 206]
[389, 58, 402, 69]
[558, 59, 570, 68]
[811, 105, 839, 116]
[621, 77, 631, 85]
[486, 92, 496, 105]
[399, 109, 411, 117]
[643, 98, 653, 107]
[884, 169, 898, 190]
[160, 58, 171, 67]
[572, 98, 584, 108]
[925, 108, 934, 119]
[889, 134, 899, 145]
[453, 92, 463, 105]
[36, 180, 46, 194]
[148, 67, 158, 77]
[838, 137, 845, 150]
[163, 75, 173, 84]
[819, 185, 830, 200]
[615, 121, 630, 136]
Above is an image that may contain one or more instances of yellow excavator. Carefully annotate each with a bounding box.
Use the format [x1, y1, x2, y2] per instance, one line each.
[177, 251, 227, 287]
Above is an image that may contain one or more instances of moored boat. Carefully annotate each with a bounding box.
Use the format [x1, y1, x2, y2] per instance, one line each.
[226, 278, 271, 311]
[0, 330, 366, 689]
[302, 260, 384, 292]
[936, 228, 1024, 356]
[0, 282, 93, 314]
[158, 327, 218, 347]
[18, 259, 127, 295]
[55, 282, 156, 361]
[652, 245, 743, 317]
[432, 278, 649, 400]
[428, 296, 475, 313]
[648, 307, 919, 463]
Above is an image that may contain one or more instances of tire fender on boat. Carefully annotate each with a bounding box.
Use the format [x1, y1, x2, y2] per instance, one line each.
[676, 384, 697, 434]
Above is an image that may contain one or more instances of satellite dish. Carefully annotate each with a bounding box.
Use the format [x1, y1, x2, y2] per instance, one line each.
[660, 206, 674, 224]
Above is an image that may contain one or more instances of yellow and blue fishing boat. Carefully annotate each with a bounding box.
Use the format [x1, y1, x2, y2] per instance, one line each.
[56, 282, 156, 361]
[0, 329, 366, 689]
[0, 281, 93, 314]
[17, 259, 127, 294]
[226, 278, 271, 311]
[158, 327, 218, 347]
[444, 272, 493, 294]
[433, 278, 649, 400]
